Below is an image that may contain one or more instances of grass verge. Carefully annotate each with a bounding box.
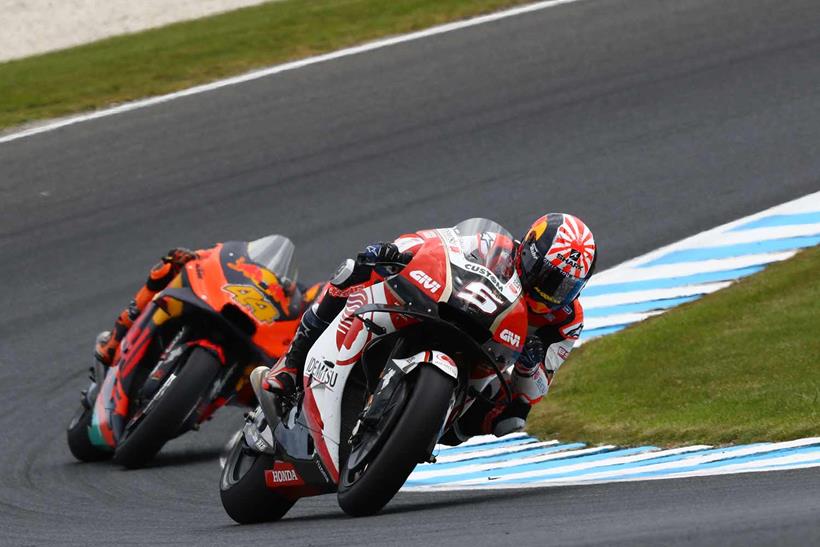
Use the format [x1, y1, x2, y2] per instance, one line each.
[0, 0, 533, 131]
[529, 245, 820, 446]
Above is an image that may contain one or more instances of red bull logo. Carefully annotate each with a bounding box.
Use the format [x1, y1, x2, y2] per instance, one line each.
[227, 257, 289, 309]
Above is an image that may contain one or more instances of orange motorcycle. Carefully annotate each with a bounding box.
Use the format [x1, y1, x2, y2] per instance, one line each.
[67, 235, 316, 468]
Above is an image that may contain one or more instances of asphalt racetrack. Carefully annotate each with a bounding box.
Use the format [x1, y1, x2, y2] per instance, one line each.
[2, 0, 819, 544]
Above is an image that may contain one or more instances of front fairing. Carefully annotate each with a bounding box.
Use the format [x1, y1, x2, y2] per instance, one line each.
[172, 241, 302, 359]
[392, 221, 528, 365]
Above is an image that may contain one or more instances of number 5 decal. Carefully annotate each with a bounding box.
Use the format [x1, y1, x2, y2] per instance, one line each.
[456, 282, 503, 314]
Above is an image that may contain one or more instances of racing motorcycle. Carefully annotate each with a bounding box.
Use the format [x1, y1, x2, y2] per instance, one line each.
[220, 218, 527, 522]
[67, 235, 306, 468]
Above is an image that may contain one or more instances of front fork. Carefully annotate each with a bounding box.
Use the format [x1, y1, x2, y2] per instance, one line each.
[349, 350, 461, 467]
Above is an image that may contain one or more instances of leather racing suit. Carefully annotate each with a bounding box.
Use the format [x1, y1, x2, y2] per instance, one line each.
[264, 229, 585, 443]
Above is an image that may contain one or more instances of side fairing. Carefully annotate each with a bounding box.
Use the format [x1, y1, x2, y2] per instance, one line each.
[300, 282, 398, 479]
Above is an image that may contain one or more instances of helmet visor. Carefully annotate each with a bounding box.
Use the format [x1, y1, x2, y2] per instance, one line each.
[520, 244, 587, 308]
[530, 269, 586, 308]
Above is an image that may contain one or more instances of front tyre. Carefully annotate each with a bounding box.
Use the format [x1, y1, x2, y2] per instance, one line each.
[219, 430, 295, 524]
[67, 405, 112, 462]
[337, 366, 455, 517]
[112, 347, 220, 469]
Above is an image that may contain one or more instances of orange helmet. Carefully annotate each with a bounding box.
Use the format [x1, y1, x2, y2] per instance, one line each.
[516, 213, 597, 311]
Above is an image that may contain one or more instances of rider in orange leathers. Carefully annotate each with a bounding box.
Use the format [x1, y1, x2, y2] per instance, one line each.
[94, 246, 323, 404]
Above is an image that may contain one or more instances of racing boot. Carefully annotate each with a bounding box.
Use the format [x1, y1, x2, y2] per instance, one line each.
[95, 299, 141, 367]
[262, 306, 329, 399]
[83, 331, 113, 409]
[94, 330, 113, 366]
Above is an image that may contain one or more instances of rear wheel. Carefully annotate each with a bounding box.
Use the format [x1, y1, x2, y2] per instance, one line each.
[337, 366, 454, 516]
[219, 430, 295, 524]
[67, 405, 112, 462]
[112, 347, 220, 468]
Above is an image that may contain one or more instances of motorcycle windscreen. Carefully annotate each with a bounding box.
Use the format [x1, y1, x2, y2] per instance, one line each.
[246, 234, 298, 285]
[449, 218, 524, 367]
[452, 217, 517, 284]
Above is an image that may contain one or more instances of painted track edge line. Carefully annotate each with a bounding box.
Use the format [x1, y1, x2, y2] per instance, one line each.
[0, 0, 585, 145]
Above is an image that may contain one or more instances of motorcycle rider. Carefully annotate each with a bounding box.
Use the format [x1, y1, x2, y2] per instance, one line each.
[94, 247, 200, 367]
[263, 213, 597, 442]
[94, 245, 324, 378]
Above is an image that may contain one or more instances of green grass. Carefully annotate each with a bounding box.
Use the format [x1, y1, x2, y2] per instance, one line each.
[0, 0, 533, 130]
[529, 245, 820, 447]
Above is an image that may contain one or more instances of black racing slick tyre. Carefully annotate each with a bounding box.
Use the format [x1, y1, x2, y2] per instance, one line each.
[337, 366, 455, 517]
[67, 405, 112, 462]
[219, 433, 296, 524]
[112, 347, 220, 469]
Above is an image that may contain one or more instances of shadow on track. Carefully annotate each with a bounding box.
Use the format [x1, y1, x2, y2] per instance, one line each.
[129, 445, 223, 469]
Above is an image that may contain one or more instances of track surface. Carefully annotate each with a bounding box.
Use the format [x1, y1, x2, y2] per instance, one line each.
[2, 0, 819, 544]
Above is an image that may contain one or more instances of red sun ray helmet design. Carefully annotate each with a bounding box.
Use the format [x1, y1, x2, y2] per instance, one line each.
[516, 213, 597, 311]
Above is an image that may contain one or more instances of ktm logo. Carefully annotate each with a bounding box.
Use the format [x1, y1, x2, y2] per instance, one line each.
[500, 329, 521, 347]
[409, 270, 441, 294]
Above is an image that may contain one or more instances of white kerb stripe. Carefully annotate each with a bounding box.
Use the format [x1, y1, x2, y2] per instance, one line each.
[412, 445, 615, 480]
[672, 223, 820, 248]
[582, 282, 732, 309]
[451, 445, 712, 485]
[588, 251, 796, 286]
[0, 0, 586, 146]
[584, 311, 665, 330]
[430, 440, 560, 464]
[597, 191, 820, 272]
[517, 438, 820, 484]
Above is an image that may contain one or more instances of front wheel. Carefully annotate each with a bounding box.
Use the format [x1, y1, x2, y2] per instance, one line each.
[112, 347, 220, 468]
[67, 405, 112, 462]
[337, 366, 455, 517]
[219, 429, 295, 524]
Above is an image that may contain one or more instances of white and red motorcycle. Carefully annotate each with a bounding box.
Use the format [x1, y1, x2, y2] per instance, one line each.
[219, 218, 528, 523]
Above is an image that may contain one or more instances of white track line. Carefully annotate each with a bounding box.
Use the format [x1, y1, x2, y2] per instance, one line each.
[0, 0, 585, 145]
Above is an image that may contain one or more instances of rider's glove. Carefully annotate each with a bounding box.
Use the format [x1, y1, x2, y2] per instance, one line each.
[511, 335, 550, 405]
[162, 247, 198, 266]
[515, 335, 546, 376]
[357, 242, 411, 277]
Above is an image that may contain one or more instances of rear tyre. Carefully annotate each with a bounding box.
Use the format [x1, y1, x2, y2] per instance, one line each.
[337, 366, 454, 517]
[67, 406, 112, 462]
[112, 347, 220, 469]
[219, 432, 295, 524]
